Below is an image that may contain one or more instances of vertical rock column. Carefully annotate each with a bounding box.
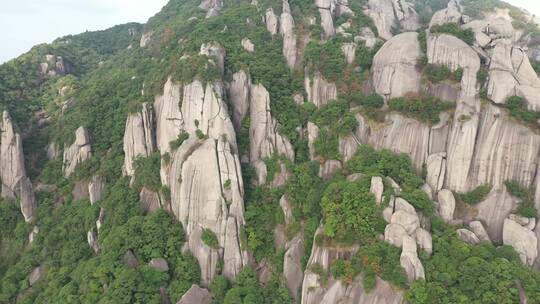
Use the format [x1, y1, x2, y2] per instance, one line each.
[1, 111, 36, 222]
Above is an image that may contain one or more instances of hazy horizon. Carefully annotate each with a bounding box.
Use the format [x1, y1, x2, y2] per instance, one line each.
[1, 0, 539, 64]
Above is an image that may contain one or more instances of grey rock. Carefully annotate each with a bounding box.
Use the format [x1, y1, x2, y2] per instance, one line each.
[149, 258, 169, 272]
[426, 153, 446, 192]
[87, 229, 99, 253]
[284, 233, 304, 301]
[305, 72, 337, 108]
[319, 160, 342, 180]
[437, 189, 455, 224]
[241, 38, 255, 52]
[265, 8, 279, 35]
[176, 284, 212, 304]
[229, 71, 251, 131]
[503, 218, 538, 266]
[457, 228, 480, 245]
[140, 187, 162, 213]
[390, 210, 419, 235]
[469, 221, 491, 243]
[249, 84, 294, 185]
[63, 127, 92, 177]
[400, 235, 425, 282]
[123, 250, 139, 268]
[28, 226, 39, 244]
[372, 32, 422, 99]
[415, 228, 433, 255]
[280, 0, 297, 69]
[123, 103, 155, 176]
[88, 175, 105, 204]
[370, 176, 384, 204]
[200, 43, 226, 74]
[384, 223, 408, 247]
[29, 266, 46, 286]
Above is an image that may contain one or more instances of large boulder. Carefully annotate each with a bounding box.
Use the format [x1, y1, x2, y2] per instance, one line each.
[63, 127, 92, 177]
[371, 32, 422, 99]
[176, 285, 212, 304]
[487, 39, 540, 110]
[400, 235, 425, 282]
[390, 210, 420, 235]
[370, 176, 384, 204]
[503, 218, 538, 266]
[437, 189, 455, 224]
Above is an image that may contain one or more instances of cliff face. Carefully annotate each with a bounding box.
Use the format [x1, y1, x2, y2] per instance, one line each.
[5, 0, 540, 302]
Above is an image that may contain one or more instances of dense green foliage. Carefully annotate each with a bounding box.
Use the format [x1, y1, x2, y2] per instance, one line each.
[504, 96, 540, 128]
[407, 222, 540, 303]
[388, 96, 454, 124]
[304, 40, 347, 81]
[455, 184, 492, 205]
[430, 23, 475, 45]
[132, 153, 162, 192]
[505, 181, 538, 218]
[311, 100, 358, 160]
[320, 178, 385, 243]
[201, 229, 220, 249]
[424, 64, 451, 82]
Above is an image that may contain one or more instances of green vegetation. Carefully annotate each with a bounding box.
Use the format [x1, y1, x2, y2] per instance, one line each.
[201, 229, 220, 249]
[424, 64, 451, 82]
[388, 96, 454, 125]
[311, 100, 358, 160]
[505, 181, 538, 218]
[169, 132, 189, 151]
[477, 67, 489, 83]
[504, 96, 540, 128]
[320, 178, 385, 243]
[222, 267, 291, 304]
[455, 184, 492, 205]
[304, 39, 346, 81]
[407, 222, 540, 303]
[430, 23, 475, 45]
[354, 240, 408, 290]
[132, 153, 162, 192]
[0, 177, 201, 303]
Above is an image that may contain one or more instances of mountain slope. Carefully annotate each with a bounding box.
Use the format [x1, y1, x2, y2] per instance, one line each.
[2, 0, 540, 303]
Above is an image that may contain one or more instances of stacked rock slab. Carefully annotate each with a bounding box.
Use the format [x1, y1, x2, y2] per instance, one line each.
[1, 111, 36, 222]
[123, 102, 155, 176]
[153, 44, 250, 285]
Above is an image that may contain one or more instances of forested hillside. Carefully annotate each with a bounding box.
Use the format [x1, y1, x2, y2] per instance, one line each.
[1, 0, 540, 303]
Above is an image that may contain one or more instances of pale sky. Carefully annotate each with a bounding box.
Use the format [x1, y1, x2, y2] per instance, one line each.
[0, 0, 539, 63]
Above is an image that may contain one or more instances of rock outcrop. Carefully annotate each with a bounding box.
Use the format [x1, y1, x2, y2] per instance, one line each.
[265, 8, 279, 35]
[280, 0, 297, 69]
[371, 32, 422, 99]
[63, 127, 92, 177]
[177, 285, 212, 304]
[1, 111, 36, 222]
[365, 0, 419, 41]
[305, 72, 338, 108]
[249, 84, 294, 185]
[486, 39, 540, 110]
[429, 0, 462, 28]
[123, 103, 155, 176]
[199, 0, 223, 18]
[229, 71, 251, 131]
[503, 218, 538, 266]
